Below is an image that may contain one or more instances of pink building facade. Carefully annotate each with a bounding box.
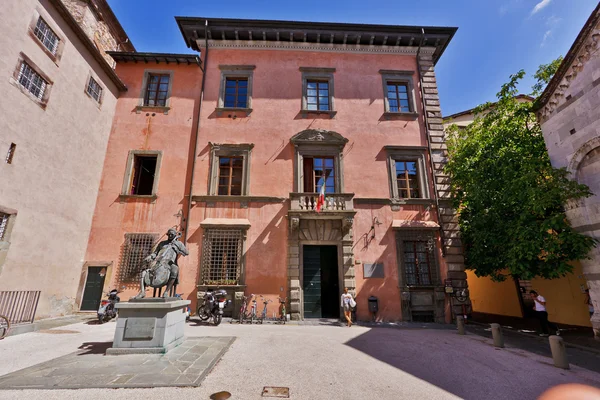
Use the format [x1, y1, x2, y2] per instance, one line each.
[83, 18, 469, 323]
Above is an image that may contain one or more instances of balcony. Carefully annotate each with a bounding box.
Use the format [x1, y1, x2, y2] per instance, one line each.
[290, 192, 354, 212]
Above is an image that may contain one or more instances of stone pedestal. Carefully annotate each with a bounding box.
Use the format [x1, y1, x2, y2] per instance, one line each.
[106, 298, 190, 355]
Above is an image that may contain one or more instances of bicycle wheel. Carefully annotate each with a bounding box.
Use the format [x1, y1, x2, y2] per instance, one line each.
[0, 315, 10, 339]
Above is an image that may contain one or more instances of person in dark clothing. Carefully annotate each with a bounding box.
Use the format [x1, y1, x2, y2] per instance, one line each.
[530, 290, 560, 337]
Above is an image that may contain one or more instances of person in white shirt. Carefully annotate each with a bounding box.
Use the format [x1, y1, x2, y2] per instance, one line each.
[530, 290, 560, 336]
[340, 288, 355, 327]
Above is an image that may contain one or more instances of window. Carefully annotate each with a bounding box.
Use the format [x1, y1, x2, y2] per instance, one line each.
[86, 76, 103, 103]
[144, 73, 170, 107]
[224, 78, 248, 108]
[380, 70, 416, 115]
[118, 233, 158, 284]
[300, 67, 335, 115]
[396, 231, 439, 287]
[218, 157, 243, 195]
[201, 229, 243, 285]
[395, 160, 420, 199]
[217, 65, 255, 112]
[385, 146, 429, 201]
[386, 82, 411, 113]
[18, 62, 47, 100]
[33, 17, 59, 55]
[5, 143, 16, 164]
[130, 155, 157, 195]
[209, 144, 253, 196]
[306, 80, 330, 111]
[303, 156, 336, 193]
[0, 213, 9, 241]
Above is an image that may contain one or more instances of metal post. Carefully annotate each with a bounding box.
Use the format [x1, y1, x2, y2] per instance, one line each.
[549, 335, 569, 369]
[457, 315, 465, 335]
[491, 323, 504, 348]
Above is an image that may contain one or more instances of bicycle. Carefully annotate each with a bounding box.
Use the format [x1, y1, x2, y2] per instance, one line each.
[258, 296, 273, 324]
[237, 294, 256, 324]
[278, 297, 287, 324]
[0, 315, 10, 339]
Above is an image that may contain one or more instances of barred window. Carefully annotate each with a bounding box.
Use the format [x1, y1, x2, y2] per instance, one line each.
[118, 233, 159, 284]
[86, 77, 102, 103]
[201, 229, 243, 285]
[18, 62, 47, 100]
[34, 17, 59, 55]
[0, 213, 9, 241]
[397, 231, 438, 287]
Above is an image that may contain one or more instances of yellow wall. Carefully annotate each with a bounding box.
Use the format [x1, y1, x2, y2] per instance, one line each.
[467, 271, 522, 317]
[531, 262, 591, 327]
[467, 263, 592, 327]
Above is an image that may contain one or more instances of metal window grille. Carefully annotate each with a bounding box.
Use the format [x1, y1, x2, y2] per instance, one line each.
[34, 17, 59, 55]
[18, 62, 47, 100]
[118, 233, 159, 284]
[0, 213, 9, 241]
[201, 229, 243, 285]
[86, 77, 102, 102]
[398, 231, 438, 287]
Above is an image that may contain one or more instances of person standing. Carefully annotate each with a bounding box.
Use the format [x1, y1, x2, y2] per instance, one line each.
[585, 289, 594, 318]
[341, 288, 355, 327]
[530, 290, 560, 336]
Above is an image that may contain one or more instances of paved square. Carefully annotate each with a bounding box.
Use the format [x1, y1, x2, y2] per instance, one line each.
[0, 337, 234, 389]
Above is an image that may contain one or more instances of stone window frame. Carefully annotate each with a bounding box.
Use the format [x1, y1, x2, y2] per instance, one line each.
[120, 150, 163, 200]
[208, 143, 254, 196]
[294, 145, 344, 193]
[379, 70, 418, 118]
[136, 69, 174, 115]
[300, 67, 336, 118]
[9, 52, 54, 109]
[395, 229, 440, 288]
[27, 9, 66, 65]
[216, 65, 255, 116]
[385, 146, 430, 201]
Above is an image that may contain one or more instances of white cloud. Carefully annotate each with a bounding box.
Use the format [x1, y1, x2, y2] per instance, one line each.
[546, 15, 562, 26]
[531, 0, 552, 15]
[541, 30, 552, 47]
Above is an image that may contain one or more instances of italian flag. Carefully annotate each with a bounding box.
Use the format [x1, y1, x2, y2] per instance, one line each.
[315, 178, 326, 213]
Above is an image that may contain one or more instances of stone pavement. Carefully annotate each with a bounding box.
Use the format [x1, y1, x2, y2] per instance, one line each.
[0, 336, 234, 389]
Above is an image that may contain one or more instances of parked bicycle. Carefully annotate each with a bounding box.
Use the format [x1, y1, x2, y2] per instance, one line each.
[258, 296, 273, 324]
[278, 297, 287, 324]
[0, 315, 9, 339]
[237, 294, 258, 324]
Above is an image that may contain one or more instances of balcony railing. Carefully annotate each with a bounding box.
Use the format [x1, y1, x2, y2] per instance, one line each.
[290, 192, 354, 212]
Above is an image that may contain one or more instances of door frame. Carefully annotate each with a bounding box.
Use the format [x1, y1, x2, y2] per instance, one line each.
[76, 261, 113, 311]
[299, 241, 343, 320]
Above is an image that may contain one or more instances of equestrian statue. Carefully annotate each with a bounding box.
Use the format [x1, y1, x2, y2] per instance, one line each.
[133, 228, 189, 299]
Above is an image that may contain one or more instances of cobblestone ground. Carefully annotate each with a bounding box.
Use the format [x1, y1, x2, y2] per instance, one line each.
[0, 319, 599, 399]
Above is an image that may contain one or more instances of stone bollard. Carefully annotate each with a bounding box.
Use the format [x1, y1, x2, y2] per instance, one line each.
[491, 323, 504, 348]
[549, 335, 569, 369]
[457, 316, 465, 335]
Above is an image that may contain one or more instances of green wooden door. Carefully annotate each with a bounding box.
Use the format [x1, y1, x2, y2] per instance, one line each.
[303, 246, 322, 318]
[80, 267, 106, 311]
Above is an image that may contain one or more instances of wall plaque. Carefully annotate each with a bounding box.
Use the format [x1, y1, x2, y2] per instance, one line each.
[363, 263, 384, 278]
[123, 317, 155, 340]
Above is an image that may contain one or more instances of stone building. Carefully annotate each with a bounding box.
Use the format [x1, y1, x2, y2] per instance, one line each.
[444, 99, 594, 330]
[536, 2, 600, 339]
[84, 17, 471, 322]
[0, 0, 132, 320]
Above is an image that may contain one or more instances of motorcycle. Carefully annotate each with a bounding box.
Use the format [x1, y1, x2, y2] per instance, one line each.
[197, 289, 231, 326]
[175, 293, 191, 321]
[97, 288, 121, 324]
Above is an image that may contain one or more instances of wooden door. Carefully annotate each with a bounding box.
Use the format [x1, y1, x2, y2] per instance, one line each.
[80, 267, 106, 311]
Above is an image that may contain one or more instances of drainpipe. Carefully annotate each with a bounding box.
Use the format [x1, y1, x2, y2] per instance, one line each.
[183, 20, 209, 245]
[416, 28, 446, 257]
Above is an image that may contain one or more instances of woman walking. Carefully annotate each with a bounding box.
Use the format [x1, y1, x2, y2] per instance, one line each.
[341, 288, 355, 327]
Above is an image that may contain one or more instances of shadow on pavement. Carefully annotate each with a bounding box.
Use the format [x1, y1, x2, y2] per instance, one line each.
[77, 341, 113, 355]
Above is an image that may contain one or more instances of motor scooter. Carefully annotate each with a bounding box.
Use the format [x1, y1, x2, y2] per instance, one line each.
[197, 289, 231, 326]
[97, 288, 122, 324]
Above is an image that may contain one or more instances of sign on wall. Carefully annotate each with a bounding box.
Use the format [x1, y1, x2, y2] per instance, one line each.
[363, 263, 384, 278]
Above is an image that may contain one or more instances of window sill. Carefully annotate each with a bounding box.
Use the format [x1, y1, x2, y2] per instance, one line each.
[119, 194, 158, 203]
[300, 110, 337, 118]
[192, 195, 285, 203]
[136, 105, 170, 115]
[215, 107, 252, 117]
[383, 111, 418, 120]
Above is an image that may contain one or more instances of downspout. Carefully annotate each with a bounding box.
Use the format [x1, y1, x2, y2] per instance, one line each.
[416, 28, 446, 257]
[183, 20, 209, 245]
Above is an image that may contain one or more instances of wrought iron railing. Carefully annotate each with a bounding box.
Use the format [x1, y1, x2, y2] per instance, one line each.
[290, 192, 354, 211]
[0, 291, 41, 324]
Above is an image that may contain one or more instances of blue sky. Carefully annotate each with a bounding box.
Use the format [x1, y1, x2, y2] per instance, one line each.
[107, 0, 598, 116]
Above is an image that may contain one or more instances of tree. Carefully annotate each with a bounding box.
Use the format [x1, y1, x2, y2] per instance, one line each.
[531, 56, 564, 97]
[445, 64, 596, 281]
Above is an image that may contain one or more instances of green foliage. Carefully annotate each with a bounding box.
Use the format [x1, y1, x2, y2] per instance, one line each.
[445, 67, 596, 281]
[532, 56, 564, 97]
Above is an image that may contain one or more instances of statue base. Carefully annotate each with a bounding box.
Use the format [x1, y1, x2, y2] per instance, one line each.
[106, 298, 191, 355]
